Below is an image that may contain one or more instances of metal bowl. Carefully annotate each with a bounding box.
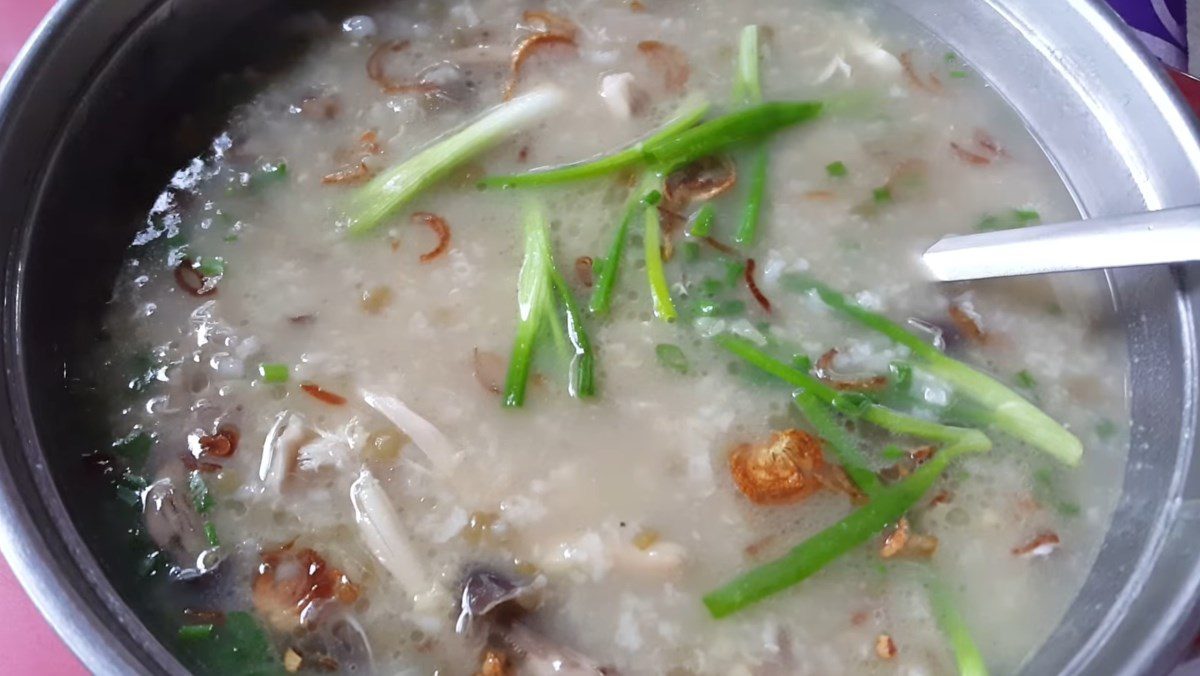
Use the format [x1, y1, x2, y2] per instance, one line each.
[1, 0, 1198, 673]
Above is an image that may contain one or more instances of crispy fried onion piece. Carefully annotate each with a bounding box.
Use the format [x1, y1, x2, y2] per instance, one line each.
[323, 161, 373, 185]
[948, 300, 987, 344]
[574, 256, 594, 288]
[875, 634, 898, 660]
[253, 544, 360, 632]
[880, 517, 939, 559]
[899, 51, 942, 94]
[301, 383, 348, 406]
[503, 33, 578, 101]
[664, 155, 737, 205]
[473, 348, 506, 395]
[520, 10, 578, 39]
[744, 258, 773, 314]
[174, 257, 219, 296]
[637, 40, 690, 93]
[1012, 532, 1060, 558]
[814, 348, 888, 392]
[478, 649, 512, 676]
[412, 212, 452, 262]
[730, 429, 827, 505]
[367, 40, 442, 95]
[879, 445, 936, 483]
[198, 425, 239, 458]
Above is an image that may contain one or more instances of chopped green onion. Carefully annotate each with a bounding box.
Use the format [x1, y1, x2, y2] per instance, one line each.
[703, 433, 988, 617]
[944, 52, 958, 63]
[1096, 418, 1117, 440]
[589, 186, 646, 316]
[779, 274, 1082, 465]
[643, 179, 677, 322]
[826, 161, 848, 177]
[732, 25, 768, 247]
[203, 522, 220, 548]
[881, 445, 906, 461]
[112, 432, 153, 467]
[197, 257, 225, 278]
[188, 470, 213, 514]
[732, 25, 763, 105]
[655, 344, 690, 374]
[643, 189, 663, 206]
[792, 390, 882, 496]
[689, 203, 717, 237]
[791, 354, 812, 372]
[926, 577, 989, 676]
[503, 200, 556, 407]
[1015, 370, 1037, 390]
[688, 299, 746, 318]
[480, 97, 711, 189]
[872, 187, 892, 204]
[976, 208, 1042, 232]
[643, 102, 823, 170]
[546, 264, 597, 399]
[258, 363, 289, 383]
[736, 148, 769, 246]
[714, 334, 989, 446]
[178, 624, 215, 641]
[240, 162, 288, 193]
[346, 87, 564, 234]
[949, 70, 969, 79]
[889, 361, 913, 395]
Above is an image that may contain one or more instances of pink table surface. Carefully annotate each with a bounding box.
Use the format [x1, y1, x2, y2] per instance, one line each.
[1, 4, 86, 674]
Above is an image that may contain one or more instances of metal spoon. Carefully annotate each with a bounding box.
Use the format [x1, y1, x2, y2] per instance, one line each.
[922, 205, 1200, 281]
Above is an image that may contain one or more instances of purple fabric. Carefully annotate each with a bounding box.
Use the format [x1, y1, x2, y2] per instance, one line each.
[1107, 0, 1188, 67]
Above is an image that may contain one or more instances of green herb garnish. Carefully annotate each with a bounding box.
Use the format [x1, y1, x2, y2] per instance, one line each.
[258, 363, 289, 383]
[826, 161, 848, 178]
[655, 344, 690, 374]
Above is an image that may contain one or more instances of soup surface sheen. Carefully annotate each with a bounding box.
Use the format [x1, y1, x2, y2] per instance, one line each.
[91, 1, 1130, 674]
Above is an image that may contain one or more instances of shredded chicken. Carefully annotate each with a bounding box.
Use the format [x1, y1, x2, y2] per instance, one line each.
[1012, 532, 1061, 558]
[599, 72, 647, 119]
[360, 390, 460, 476]
[258, 412, 316, 493]
[350, 468, 436, 601]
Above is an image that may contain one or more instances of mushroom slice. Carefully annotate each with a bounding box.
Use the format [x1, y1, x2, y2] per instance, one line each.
[291, 607, 374, 674]
[456, 569, 544, 635]
[503, 622, 612, 676]
[143, 460, 220, 578]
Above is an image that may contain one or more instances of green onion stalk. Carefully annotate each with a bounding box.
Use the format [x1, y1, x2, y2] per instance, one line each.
[780, 274, 1082, 465]
[479, 100, 822, 189]
[481, 97, 710, 189]
[502, 199, 597, 406]
[345, 87, 565, 235]
[642, 175, 677, 322]
[702, 427, 989, 618]
[732, 25, 769, 246]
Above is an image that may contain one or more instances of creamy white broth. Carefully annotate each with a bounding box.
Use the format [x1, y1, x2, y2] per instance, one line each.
[95, 0, 1128, 674]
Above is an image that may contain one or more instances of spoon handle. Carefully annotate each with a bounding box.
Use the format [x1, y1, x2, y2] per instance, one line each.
[922, 205, 1200, 281]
